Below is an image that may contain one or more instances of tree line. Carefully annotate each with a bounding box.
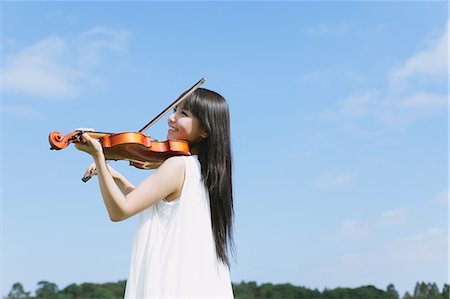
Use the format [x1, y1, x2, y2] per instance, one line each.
[5, 280, 449, 299]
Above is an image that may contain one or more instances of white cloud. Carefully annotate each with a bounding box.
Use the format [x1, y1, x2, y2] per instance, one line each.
[328, 207, 409, 241]
[404, 227, 448, 241]
[1, 26, 131, 99]
[389, 22, 448, 91]
[1, 104, 45, 120]
[331, 219, 370, 241]
[316, 89, 446, 128]
[380, 91, 448, 126]
[1, 36, 80, 98]
[313, 170, 355, 189]
[316, 227, 447, 295]
[433, 190, 449, 204]
[75, 26, 131, 69]
[397, 91, 447, 109]
[375, 208, 409, 226]
[309, 22, 448, 130]
[331, 91, 378, 119]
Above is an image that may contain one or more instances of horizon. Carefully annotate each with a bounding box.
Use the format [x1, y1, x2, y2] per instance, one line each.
[5, 278, 449, 298]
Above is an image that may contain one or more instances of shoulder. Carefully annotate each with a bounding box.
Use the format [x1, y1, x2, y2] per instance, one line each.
[156, 156, 186, 178]
[160, 155, 185, 169]
[157, 156, 186, 202]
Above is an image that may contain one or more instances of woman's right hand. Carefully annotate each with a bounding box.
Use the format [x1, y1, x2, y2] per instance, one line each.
[83, 163, 136, 194]
[83, 162, 98, 180]
[83, 162, 122, 180]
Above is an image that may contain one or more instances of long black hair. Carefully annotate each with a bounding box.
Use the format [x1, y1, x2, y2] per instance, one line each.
[181, 88, 234, 267]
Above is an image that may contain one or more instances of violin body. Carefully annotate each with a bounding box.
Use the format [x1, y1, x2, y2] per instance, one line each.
[49, 130, 190, 169]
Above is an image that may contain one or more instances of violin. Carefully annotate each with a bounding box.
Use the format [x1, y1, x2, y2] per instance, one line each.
[49, 78, 206, 181]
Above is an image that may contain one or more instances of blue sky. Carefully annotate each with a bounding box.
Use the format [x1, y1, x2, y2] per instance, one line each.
[1, 1, 448, 297]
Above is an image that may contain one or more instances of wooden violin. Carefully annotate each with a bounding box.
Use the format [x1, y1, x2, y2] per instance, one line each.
[49, 78, 206, 180]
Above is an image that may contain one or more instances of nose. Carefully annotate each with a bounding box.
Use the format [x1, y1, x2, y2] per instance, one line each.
[168, 112, 176, 124]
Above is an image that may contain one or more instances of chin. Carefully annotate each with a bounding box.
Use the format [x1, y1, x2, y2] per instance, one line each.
[167, 131, 187, 142]
[167, 132, 179, 141]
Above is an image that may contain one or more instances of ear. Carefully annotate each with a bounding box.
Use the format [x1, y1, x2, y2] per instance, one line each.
[200, 129, 208, 139]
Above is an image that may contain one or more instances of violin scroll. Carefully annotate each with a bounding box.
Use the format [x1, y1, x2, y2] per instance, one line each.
[49, 131, 82, 150]
[49, 130, 110, 150]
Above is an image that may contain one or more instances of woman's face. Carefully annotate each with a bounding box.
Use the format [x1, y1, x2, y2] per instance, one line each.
[167, 105, 207, 144]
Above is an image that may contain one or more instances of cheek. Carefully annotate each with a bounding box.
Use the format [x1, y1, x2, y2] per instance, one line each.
[180, 119, 193, 132]
[173, 121, 189, 136]
[191, 119, 203, 133]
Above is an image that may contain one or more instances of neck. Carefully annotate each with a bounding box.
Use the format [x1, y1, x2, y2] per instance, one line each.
[190, 144, 201, 155]
[189, 139, 205, 155]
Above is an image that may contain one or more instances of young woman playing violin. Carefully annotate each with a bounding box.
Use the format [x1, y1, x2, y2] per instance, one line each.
[74, 88, 235, 298]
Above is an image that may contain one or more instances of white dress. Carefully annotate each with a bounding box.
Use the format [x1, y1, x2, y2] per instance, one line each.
[124, 155, 234, 298]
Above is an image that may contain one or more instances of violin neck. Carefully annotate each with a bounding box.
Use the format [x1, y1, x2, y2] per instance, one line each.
[81, 131, 112, 139]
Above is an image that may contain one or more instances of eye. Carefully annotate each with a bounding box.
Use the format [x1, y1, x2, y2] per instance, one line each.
[181, 111, 188, 116]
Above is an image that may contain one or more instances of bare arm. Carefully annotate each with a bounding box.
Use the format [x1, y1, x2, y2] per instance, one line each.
[113, 173, 135, 195]
[75, 133, 185, 222]
[94, 155, 185, 222]
[84, 163, 135, 195]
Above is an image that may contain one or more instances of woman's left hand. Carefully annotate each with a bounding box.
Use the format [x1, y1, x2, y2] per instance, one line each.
[74, 133, 104, 159]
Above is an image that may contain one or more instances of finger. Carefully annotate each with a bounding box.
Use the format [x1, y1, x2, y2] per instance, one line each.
[83, 163, 96, 177]
[85, 169, 97, 177]
[75, 133, 87, 144]
[86, 164, 94, 175]
[81, 133, 92, 144]
[83, 133, 102, 151]
[74, 142, 87, 151]
[89, 164, 96, 174]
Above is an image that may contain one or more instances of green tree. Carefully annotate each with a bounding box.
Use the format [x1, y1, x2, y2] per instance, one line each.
[78, 282, 97, 298]
[271, 283, 297, 298]
[403, 291, 412, 299]
[90, 287, 115, 299]
[414, 282, 428, 298]
[60, 283, 82, 299]
[387, 283, 400, 299]
[427, 283, 441, 299]
[323, 287, 354, 298]
[351, 285, 384, 299]
[35, 281, 59, 299]
[442, 284, 449, 299]
[294, 286, 321, 298]
[257, 283, 275, 299]
[232, 281, 257, 299]
[99, 281, 126, 298]
[6, 283, 31, 299]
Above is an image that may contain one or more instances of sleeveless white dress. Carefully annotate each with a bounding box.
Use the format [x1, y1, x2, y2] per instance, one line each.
[124, 155, 234, 298]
